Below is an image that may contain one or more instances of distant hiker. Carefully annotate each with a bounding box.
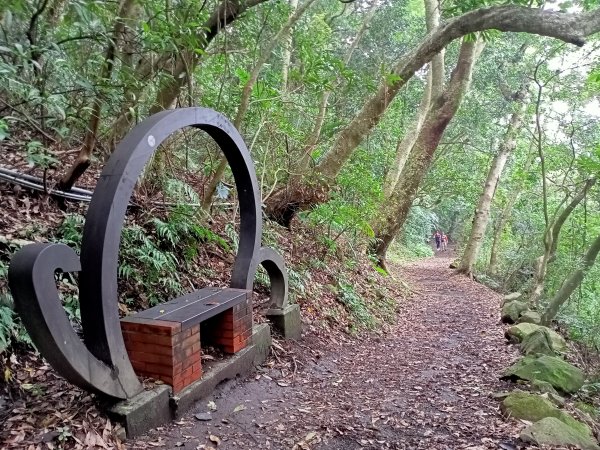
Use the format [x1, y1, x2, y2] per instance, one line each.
[441, 233, 448, 251]
[433, 230, 441, 251]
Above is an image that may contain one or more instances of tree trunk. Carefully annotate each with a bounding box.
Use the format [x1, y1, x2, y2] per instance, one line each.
[541, 231, 600, 324]
[107, 53, 172, 146]
[264, 5, 600, 224]
[47, 0, 69, 27]
[281, 0, 299, 92]
[488, 151, 535, 274]
[58, 0, 269, 190]
[529, 177, 596, 305]
[58, 0, 137, 191]
[370, 38, 483, 268]
[383, 0, 442, 198]
[201, 0, 320, 209]
[383, 70, 432, 198]
[458, 90, 528, 277]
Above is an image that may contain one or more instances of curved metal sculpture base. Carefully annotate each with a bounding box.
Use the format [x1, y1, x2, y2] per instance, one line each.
[8, 107, 290, 399]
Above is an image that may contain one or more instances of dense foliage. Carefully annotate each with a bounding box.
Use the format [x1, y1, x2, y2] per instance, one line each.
[0, 0, 600, 360]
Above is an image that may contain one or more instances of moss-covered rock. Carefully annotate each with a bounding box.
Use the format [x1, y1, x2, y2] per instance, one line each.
[531, 379, 558, 395]
[575, 401, 599, 419]
[521, 328, 558, 356]
[517, 310, 542, 325]
[501, 300, 528, 324]
[520, 417, 600, 450]
[502, 355, 585, 394]
[503, 292, 522, 305]
[501, 391, 591, 436]
[529, 380, 566, 406]
[505, 322, 538, 342]
[505, 323, 566, 351]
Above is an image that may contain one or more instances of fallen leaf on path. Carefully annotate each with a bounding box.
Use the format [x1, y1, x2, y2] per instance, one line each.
[233, 404, 246, 413]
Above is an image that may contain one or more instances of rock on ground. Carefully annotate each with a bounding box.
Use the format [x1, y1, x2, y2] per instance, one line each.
[517, 310, 541, 325]
[520, 417, 600, 450]
[502, 355, 585, 394]
[501, 300, 528, 324]
[500, 391, 591, 436]
[505, 323, 566, 351]
[520, 328, 560, 356]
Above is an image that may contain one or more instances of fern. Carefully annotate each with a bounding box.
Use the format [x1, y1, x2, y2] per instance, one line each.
[56, 214, 85, 250]
[0, 306, 16, 353]
[152, 217, 180, 247]
[164, 178, 201, 204]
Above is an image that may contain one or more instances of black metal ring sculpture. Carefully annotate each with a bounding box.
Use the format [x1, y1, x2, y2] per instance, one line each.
[247, 247, 289, 309]
[8, 107, 289, 400]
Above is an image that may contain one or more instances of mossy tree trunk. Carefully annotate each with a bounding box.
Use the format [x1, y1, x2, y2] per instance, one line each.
[264, 5, 600, 225]
[370, 38, 483, 268]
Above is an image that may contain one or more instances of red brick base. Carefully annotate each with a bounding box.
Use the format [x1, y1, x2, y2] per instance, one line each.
[121, 293, 253, 393]
[121, 318, 202, 393]
[201, 296, 253, 353]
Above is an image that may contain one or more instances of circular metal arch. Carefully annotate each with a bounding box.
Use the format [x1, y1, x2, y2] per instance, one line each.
[79, 108, 262, 392]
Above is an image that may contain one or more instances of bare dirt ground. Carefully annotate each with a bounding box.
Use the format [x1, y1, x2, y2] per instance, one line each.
[130, 250, 521, 450]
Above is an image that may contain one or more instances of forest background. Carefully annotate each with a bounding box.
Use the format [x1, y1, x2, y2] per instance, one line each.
[0, 0, 600, 375]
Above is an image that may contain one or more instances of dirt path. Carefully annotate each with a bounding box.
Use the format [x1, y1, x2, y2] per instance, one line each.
[131, 252, 520, 450]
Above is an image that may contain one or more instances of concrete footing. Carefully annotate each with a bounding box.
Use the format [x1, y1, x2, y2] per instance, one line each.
[266, 304, 302, 340]
[108, 323, 271, 438]
[108, 385, 172, 438]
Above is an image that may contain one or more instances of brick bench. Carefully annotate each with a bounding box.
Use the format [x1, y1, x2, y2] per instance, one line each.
[120, 287, 252, 393]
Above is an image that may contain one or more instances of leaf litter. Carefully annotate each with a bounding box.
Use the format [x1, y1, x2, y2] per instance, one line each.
[135, 250, 526, 449]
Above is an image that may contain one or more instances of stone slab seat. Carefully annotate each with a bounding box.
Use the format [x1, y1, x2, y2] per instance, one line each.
[120, 287, 252, 393]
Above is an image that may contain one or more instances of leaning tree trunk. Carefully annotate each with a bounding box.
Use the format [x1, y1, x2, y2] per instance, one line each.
[58, 0, 137, 191]
[382, 0, 442, 198]
[458, 90, 528, 277]
[264, 5, 599, 225]
[370, 38, 483, 269]
[201, 0, 320, 209]
[382, 70, 432, 198]
[264, 5, 378, 224]
[294, 2, 378, 174]
[530, 177, 596, 306]
[541, 231, 600, 324]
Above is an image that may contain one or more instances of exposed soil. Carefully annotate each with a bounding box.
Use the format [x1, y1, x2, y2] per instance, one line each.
[130, 250, 522, 450]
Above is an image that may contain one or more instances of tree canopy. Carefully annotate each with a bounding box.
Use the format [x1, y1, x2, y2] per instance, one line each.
[1, 0, 600, 358]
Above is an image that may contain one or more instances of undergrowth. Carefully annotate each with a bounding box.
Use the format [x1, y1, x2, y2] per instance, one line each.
[0, 192, 406, 353]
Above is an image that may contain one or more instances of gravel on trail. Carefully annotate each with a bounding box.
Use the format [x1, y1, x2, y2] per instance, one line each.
[131, 251, 521, 450]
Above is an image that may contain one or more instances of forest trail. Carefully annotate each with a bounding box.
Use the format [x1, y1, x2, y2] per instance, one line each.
[133, 252, 520, 450]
